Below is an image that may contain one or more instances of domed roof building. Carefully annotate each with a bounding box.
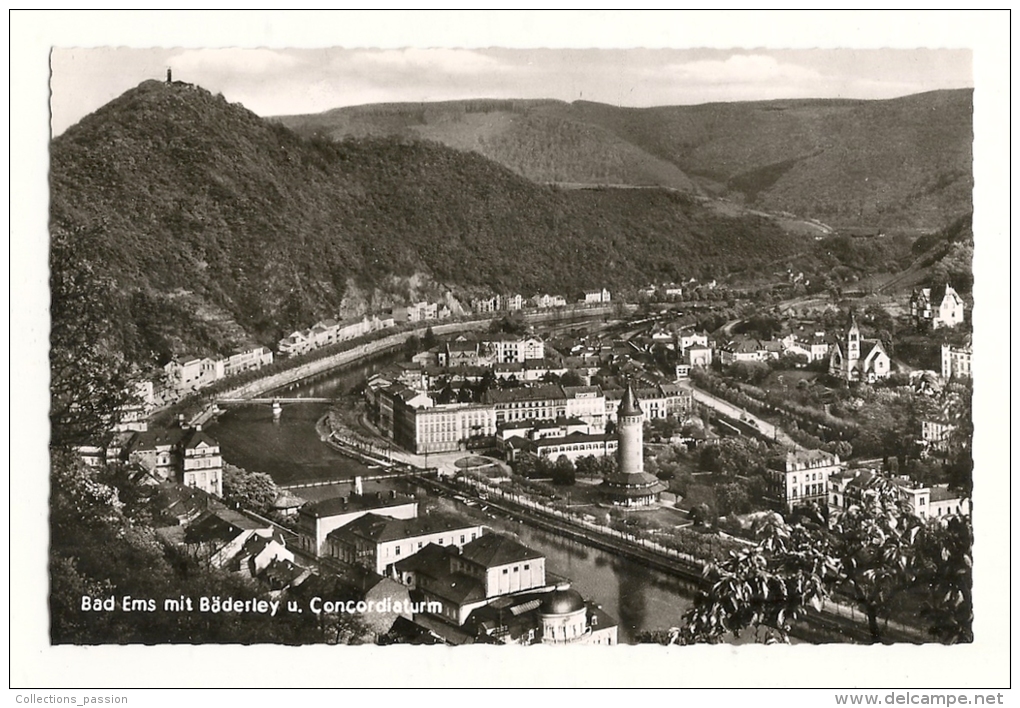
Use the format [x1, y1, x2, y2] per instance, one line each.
[539, 583, 590, 644]
[601, 385, 667, 506]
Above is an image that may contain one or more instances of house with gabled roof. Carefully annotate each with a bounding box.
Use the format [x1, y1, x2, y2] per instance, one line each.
[295, 491, 418, 556]
[326, 512, 485, 576]
[911, 284, 965, 330]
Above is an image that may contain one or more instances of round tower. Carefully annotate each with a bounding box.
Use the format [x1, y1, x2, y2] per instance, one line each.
[602, 384, 667, 506]
[616, 384, 644, 476]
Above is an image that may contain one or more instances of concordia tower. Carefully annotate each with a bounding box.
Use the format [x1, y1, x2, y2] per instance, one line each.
[601, 384, 666, 507]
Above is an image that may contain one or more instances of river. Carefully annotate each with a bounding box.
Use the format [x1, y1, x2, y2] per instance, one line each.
[207, 352, 702, 643]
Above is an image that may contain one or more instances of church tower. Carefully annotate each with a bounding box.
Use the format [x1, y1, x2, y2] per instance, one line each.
[845, 311, 861, 366]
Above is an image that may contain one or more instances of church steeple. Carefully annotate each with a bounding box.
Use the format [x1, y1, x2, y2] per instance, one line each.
[845, 310, 860, 361]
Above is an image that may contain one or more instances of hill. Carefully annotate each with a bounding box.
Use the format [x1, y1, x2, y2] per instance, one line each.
[278, 90, 973, 229]
[51, 80, 811, 369]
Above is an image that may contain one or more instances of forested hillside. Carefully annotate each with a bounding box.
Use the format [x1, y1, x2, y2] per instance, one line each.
[280, 90, 973, 229]
[52, 80, 809, 368]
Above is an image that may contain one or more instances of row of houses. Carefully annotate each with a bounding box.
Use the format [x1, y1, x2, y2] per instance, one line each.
[369, 380, 692, 456]
[766, 448, 969, 520]
[163, 346, 275, 395]
[413, 334, 547, 367]
[471, 292, 575, 313]
[278, 313, 398, 357]
[290, 485, 617, 645]
[150, 481, 419, 637]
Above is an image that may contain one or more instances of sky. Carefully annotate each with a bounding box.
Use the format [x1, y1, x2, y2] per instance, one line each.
[50, 45, 973, 137]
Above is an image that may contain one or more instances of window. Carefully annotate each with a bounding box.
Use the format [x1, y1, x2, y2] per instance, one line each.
[418, 542, 423, 550]
[524, 564, 530, 570]
[460, 535, 465, 544]
[502, 569, 508, 575]
[513, 566, 519, 573]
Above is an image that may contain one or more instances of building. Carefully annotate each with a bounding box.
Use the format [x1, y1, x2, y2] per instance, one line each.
[601, 385, 667, 506]
[828, 312, 891, 383]
[465, 583, 618, 646]
[562, 385, 607, 431]
[911, 284, 966, 330]
[295, 491, 419, 556]
[604, 384, 690, 423]
[179, 427, 223, 497]
[941, 341, 973, 380]
[502, 427, 618, 464]
[395, 534, 618, 644]
[829, 468, 970, 520]
[583, 288, 611, 304]
[111, 380, 155, 433]
[326, 512, 486, 576]
[404, 534, 547, 625]
[686, 344, 713, 368]
[221, 346, 274, 378]
[484, 384, 568, 425]
[164, 356, 222, 391]
[795, 332, 832, 363]
[677, 329, 709, 353]
[718, 337, 764, 365]
[126, 423, 223, 497]
[394, 301, 439, 323]
[532, 293, 567, 309]
[182, 508, 288, 569]
[920, 419, 957, 453]
[767, 449, 842, 512]
[483, 335, 545, 363]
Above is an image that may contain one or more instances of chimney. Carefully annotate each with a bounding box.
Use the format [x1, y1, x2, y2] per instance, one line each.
[354, 476, 363, 496]
[177, 414, 186, 426]
[194, 424, 202, 432]
[166, 67, 172, 83]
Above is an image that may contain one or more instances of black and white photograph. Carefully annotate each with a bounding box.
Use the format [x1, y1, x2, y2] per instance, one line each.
[11, 10, 1011, 695]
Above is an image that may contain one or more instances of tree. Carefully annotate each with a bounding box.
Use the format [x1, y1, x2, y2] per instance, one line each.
[560, 369, 585, 386]
[679, 513, 834, 644]
[403, 334, 420, 359]
[827, 486, 924, 643]
[222, 464, 279, 515]
[50, 225, 138, 449]
[689, 502, 714, 528]
[913, 515, 973, 644]
[551, 456, 576, 486]
[680, 485, 970, 645]
[716, 481, 751, 517]
[422, 326, 438, 350]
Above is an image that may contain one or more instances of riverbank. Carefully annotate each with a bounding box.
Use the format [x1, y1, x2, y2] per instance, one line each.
[156, 303, 627, 427]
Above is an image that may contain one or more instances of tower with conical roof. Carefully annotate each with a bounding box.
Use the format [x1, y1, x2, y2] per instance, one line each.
[601, 383, 666, 506]
[616, 384, 644, 477]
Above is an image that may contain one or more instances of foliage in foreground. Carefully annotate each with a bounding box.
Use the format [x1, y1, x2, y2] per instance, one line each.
[669, 488, 972, 645]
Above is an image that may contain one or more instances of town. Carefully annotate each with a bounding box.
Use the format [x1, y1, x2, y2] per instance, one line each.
[69, 276, 974, 646]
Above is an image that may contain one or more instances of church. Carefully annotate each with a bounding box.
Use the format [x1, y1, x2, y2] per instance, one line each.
[828, 312, 891, 383]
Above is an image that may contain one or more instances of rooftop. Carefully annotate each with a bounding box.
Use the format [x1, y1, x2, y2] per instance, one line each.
[460, 533, 544, 569]
[328, 512, 479, 544]
[298, 492, 415, 519]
